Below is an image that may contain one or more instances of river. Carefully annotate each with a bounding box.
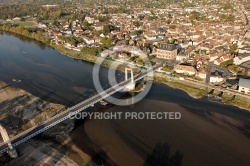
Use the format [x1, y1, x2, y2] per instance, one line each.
[0, 32, 250, 166]
[0, 32, 121, 107]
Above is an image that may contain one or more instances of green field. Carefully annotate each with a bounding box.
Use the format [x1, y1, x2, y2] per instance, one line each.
[17, 21, 36, 26]
[41, 20, 55, 24]
[42, 19, 66, 24]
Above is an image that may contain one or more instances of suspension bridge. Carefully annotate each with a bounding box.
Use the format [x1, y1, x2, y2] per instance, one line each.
[0, 63, 163, 158]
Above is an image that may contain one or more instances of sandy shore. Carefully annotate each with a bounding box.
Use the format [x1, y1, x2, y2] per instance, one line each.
[5, 139, 79, 166]
[0, 81, 64, 136]
[0, 81, 89, 165]
[73, 99, 250, 166]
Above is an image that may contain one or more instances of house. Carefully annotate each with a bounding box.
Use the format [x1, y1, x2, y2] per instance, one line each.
[197, 70, 207, 79]
[82, 36, 97, 45]
[85, 17, 95, 24]
[244, 31, 250, 39]
[152, 28, 166, 35]
[93, 22, 109, 31]
[153, 43, 178, 60]
[52, 31, 60, 38]
[240, 61, 250, 70]
[238, 78, 250, 94]
[214, 55, 231, 65]
[37, 23, 47, 29]
[209, 53, 219, 62]
[210, 75, 224, 83]
[100, 50, 115, 58]
[174, 64, 196, 75]
[12, 17, 21, 21]
[233, 53, 250, 65]
[144, 34, 157, 40]
[118, 52, 130, 59]
[210, 70, 224, 83]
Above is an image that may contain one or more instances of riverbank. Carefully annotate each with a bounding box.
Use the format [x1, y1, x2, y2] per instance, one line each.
[154, 76, 208, 99]
[153, 74, 250, 111]
[0, 29, 249, 111]
[0, 29, 137, 74]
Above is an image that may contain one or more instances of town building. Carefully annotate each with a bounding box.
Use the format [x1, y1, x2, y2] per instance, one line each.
[234, 53, 250, 65]
[238, 78, 250, 94]
[197, 70, 207, 79]
[174, 64, 196, 75]
[153, 43, 178, 60]
[209, 71, 224, 83]
[210, 75, 224, 83]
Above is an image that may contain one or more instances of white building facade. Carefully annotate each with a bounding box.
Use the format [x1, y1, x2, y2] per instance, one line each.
[238, 78, 250, 94]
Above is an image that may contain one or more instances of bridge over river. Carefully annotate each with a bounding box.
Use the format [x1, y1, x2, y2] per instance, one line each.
[0, 63, 163, 157]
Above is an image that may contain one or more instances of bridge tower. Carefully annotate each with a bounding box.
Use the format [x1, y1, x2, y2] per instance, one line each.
[124, 68, 135, 91]
[0, 124, 18, 158]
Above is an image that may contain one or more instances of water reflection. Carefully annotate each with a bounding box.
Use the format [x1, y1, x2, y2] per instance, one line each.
[0, 33, 118, 106]
[143, 143, 183, 166]
[3, 31, 48, 50]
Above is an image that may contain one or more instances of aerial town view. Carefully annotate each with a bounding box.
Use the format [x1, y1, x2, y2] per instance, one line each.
[0, 0, 250, 165]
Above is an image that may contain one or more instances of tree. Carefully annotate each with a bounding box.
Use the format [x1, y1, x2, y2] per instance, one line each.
[22, 29, 30, 36]
[53, 20, 60, 26]
[82, 20, 89, 30]
[223, 3, 234, 10]
[81, 47, 101, 56]
[162, 66, 172, 72]
[101, 37, 112, 48]
[229, 43, 238, 55]
[228, 65, 238, 73]
[138, 15, 145, 20]
[96, 16, 109, 22]
[130, 30, 142, 36]
[103, 25, 111, 35]
[227, 14, 235, 22]
[169, 25, 176, 29]
[220, 60, 233, 67]
[59, 36, 82, 46]
[133, 21, 142, 27]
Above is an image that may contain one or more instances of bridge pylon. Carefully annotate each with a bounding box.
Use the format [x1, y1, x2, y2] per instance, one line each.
[124, 68, 135, 91]
[0, 124, 18, 158]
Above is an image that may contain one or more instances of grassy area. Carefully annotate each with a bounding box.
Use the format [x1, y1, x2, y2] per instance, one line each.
[161, 66, 172, 72]
[134, 82, 144, 92]
[154, 76, 250, 111]
[221, 92, 233, 102]
[228, 96, 250, 110]
[42, 19, 66, 24]
[154, 76, 208, 98]
[41, 20, 55, 24]
[209, 90, 250, 110]
[17, 21, 36, 26]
